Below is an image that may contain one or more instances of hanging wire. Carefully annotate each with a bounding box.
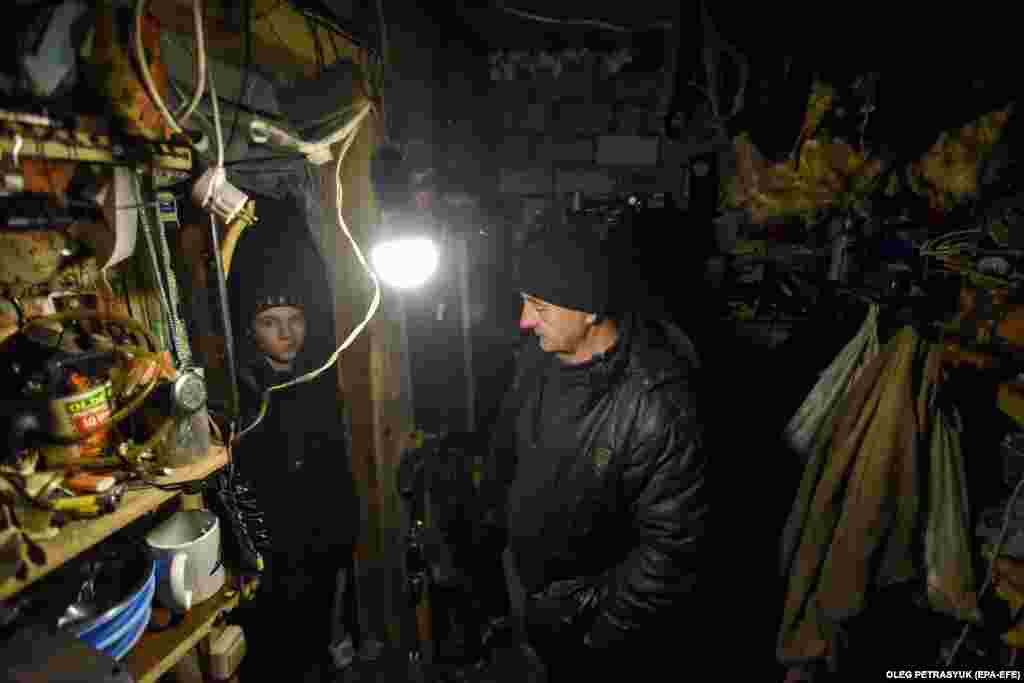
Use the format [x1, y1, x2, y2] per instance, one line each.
[226, 0, 253, 153]
[287, 2, 377, 58]
[306, 13, 324, 74]
[235, 108, 379, 442]
[493, 1, 672, 32]
[374, 0, 389, 143]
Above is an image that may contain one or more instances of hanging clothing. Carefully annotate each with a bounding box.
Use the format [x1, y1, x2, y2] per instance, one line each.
[784, 303, 881, 462]
[778, 327, 979, 670]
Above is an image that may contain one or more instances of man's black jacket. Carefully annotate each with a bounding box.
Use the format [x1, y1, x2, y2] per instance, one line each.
[477, 314, 708, 650]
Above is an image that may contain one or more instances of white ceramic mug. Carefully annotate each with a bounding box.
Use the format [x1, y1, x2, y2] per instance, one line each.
[145, 509, 226, 613]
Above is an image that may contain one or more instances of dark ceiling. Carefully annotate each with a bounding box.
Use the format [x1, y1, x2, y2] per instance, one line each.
[437, 1, 1023, 72]
[319, 0, 1024, 67]
[317, 0, 1021, 158]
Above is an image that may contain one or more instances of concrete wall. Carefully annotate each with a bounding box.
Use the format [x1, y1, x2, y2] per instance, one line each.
[485, 50, 693, 226]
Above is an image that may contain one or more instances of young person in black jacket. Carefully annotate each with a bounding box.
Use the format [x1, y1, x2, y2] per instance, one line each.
[228, 202, 360, 681]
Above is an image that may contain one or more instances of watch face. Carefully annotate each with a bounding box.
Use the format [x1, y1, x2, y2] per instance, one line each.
[174, 372, 207, 412]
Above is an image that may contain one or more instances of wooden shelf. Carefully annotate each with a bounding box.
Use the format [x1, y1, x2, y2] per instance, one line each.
[124, 579, 240, 683]
[0, 446, 228, 601]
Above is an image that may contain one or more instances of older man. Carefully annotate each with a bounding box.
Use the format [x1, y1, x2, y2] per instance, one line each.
[476, 223, 708, 679]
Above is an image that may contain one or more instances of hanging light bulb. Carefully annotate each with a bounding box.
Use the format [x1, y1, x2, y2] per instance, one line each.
[370, 235, 439, 290]
[369, 145, 440, 289]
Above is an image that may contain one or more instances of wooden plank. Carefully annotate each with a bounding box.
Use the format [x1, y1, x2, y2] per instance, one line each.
[0, 128, 192, 172]
[124, 578, 240, 683]
[0, 447, 228, 601]
[317, 107, 416, 647]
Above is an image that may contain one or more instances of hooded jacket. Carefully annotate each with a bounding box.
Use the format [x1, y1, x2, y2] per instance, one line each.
[479, 314, 707, 650]
[225, 194, 359, 556]
[235, 350, 359, 555]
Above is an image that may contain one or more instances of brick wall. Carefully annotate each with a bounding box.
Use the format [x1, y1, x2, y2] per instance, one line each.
[487, 55, 690, 216]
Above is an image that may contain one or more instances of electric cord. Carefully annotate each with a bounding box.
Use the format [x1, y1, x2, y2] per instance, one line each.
[919, 228, 1021, 288]
[249, 99, 372, 163]
[375, 0, 389, 143]
[134, 0, 208, 135]
[306, 14, 324, 74]
[376, 0, 388, 61]
[208, 61, 225, 171]
[199, 54, 242, 416]
[176, 0, 207, 125]
[493, 1, 672, 32]
[225, 0, 252, 153]
[224, 155, 306, 166]
[167, 72, 288, 123]
[287, 3, 378, 59]
[209, 212, 240, 421]
[235, 109, 380, 442]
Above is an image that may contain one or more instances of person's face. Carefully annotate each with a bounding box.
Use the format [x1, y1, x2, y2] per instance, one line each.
[519, 293, 594, 360]
[251, 306, 306, 367]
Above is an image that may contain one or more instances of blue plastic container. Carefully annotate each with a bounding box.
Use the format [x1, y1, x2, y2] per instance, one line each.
[80, 567, 154, 649]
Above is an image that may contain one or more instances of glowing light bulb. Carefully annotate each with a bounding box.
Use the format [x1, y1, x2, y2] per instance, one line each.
[370, 237, 439, 289]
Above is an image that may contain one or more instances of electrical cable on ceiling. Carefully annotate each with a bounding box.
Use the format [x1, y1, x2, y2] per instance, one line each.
[376, 0, 388, 65]
[176, 0, 207, 125]
[168, 70, 290, 123]
[130, 0, 382, 444]
[287, 2, 377, 58]
[226, 0, 252, 153]
[225, 155, 306, 166]
[134, 0, 180, 134]
[375, 0, 389, 143]
[307, 15, 325, 73]
[134, 0, 209, 135]
[329, 31, 341, 63]
[249, 100, 371, 164]
[493, 1, 672, 32]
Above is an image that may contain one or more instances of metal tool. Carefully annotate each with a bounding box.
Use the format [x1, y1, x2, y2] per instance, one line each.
[50, 488, 123, 516]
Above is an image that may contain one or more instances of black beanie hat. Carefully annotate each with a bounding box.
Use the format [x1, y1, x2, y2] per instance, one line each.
[515, 226, 612, 315]
[227, 197, 314, 338]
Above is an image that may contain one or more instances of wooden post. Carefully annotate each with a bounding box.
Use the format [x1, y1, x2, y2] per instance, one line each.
[316, 111, 416, 649]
